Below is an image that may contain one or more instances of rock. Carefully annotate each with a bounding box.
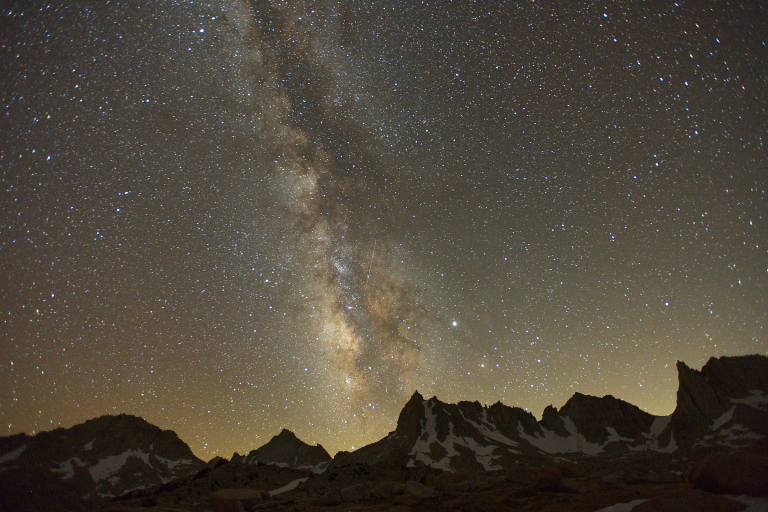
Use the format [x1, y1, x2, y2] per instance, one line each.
[505, 466, 536, 484]
[375, 480, 405, 498]
[535, 466, 561, 491]
[435, 471, 471, 492]
[558, 477, 584, 493]
[341, 482, 371, 502]
[207, 456, 229, 469]
[209, 488, 263, 512]
[648, 469, 683, 483]
[140, 495, 158, 507]
[672, 355, 768, 445]
[690, 452, 768, 497]
[601, 472, 627, 488]
[403, 480, 439, 498]
[630, 488, 747, 512]
[316, 493, 342, 506]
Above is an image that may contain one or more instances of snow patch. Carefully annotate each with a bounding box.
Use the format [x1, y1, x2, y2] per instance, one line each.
[269, 477, 308, 496]
[155, 455, 193, 471]
[84, 438, 95, 451]
[659, 433, 677, 453]
[89, 449, 151, 482]
[631, 415, 676, 453]
[518, 416, 603, 455]
[0, 444, 26, 464]
[408, 400, 455, 471]
[731, 494, 768, 512]
[711, 406, 736, 430]
[51, 457, 86, 479]
[605, 427, 634, 444]
[598, 493, 768, 512]
[594, 498, 650, 512]
[460, 435, 499, 470]
[700, 424, 762, 448]
[298, 461, 329, 474]
[461, 410, 519, 447]
[732, 390, 768, 411]
[649, 415, 671, 437]
[407, 400, 504, 471]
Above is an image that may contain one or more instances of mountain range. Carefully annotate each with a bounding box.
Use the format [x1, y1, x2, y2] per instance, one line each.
[1, 354, 766, 511]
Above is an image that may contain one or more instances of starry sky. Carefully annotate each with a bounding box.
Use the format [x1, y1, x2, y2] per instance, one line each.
[1, 0, 766, 459]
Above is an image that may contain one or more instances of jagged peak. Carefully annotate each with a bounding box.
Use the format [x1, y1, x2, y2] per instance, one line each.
[276, 428, 297, 439]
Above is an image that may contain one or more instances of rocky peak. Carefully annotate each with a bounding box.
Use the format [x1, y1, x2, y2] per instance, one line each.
[699, 355, 768, 399]
[539, 404, 564, 435]
[394, 390, 427, 440]
[0, 414, 203, 512]
[241, 429, 331, 468]
[672, 354, 768, 448]
[672, 360, 732, 437]
[485, 401, 539, 437]
[558, 393, 657, 445]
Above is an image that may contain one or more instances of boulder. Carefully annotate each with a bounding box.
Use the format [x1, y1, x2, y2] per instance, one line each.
[631, 488, 746, 512]
[341, 482, 371, 502]
[375, 480, 405, 498]
[209, 488, 263, 512]
[690, 452, 768, 497]
[403, 480, 439, 498]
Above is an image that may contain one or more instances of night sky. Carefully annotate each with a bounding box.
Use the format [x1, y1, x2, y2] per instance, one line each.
[2, 1, 766, 459]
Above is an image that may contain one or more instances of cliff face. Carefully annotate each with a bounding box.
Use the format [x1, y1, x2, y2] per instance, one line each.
[672, 360, 733, 439]
[672, 355, 768, 448]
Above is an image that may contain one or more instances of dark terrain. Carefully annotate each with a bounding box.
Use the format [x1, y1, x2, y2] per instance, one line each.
[1, 355, 767, 511]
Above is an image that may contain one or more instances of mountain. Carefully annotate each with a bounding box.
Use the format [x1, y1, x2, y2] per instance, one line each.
[0, 414, 204, 512]
[333, 390, 675, 473]
[672, 354, 768, 448]
[2, 354, 766, 512]
[334, 354, 767, 473]
[98, 355, 768, 511]
[232, 429, 331, 470]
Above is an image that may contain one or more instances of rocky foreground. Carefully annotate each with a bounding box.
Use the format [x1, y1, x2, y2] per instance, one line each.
[1, 354, 767, 511]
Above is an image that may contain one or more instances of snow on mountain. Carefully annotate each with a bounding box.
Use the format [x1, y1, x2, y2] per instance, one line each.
[334, 355, 767, 472]
[0, 414, 204, 511]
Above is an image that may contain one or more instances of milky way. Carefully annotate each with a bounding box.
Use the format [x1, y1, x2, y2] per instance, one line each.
[1, 1, 766, 458]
